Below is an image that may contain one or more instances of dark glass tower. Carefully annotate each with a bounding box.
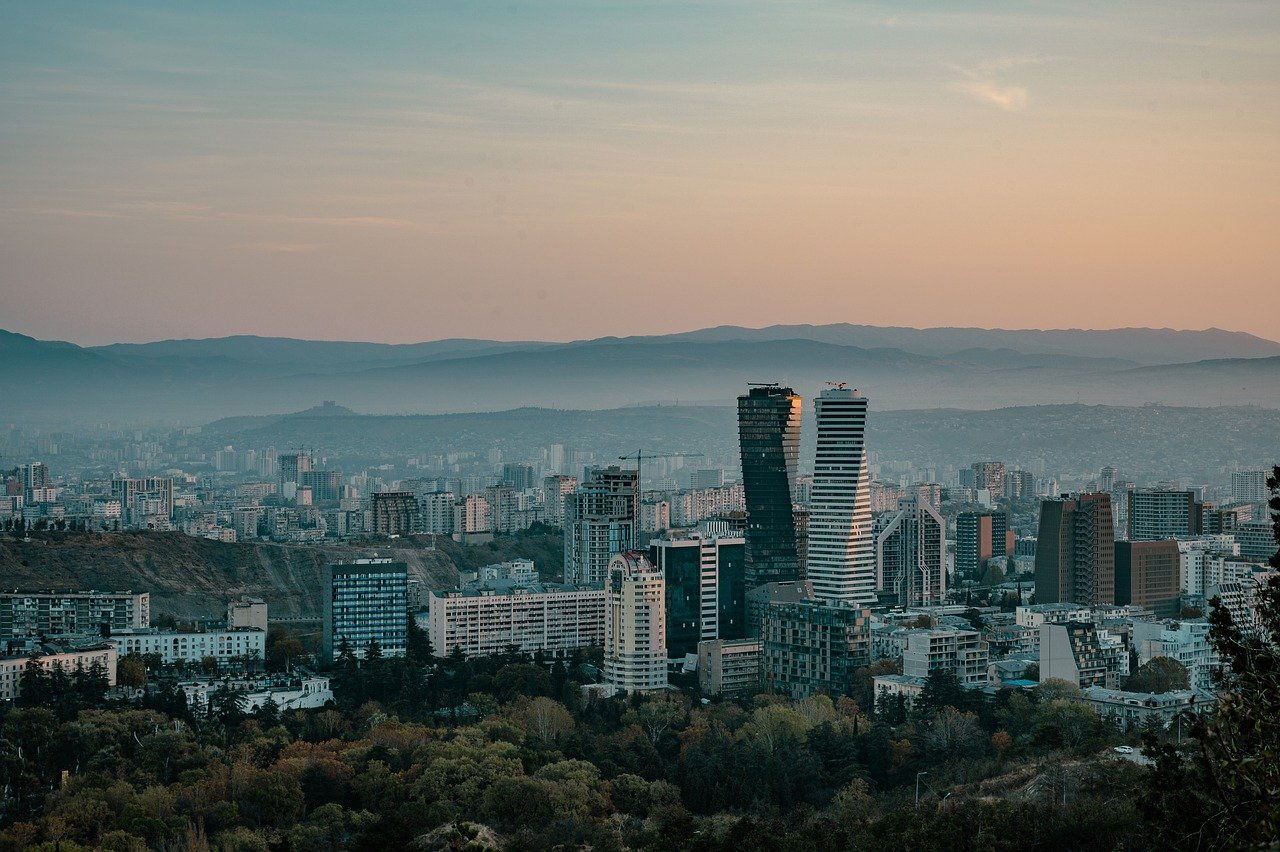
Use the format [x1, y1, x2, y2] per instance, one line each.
[737, 385, 802, 590]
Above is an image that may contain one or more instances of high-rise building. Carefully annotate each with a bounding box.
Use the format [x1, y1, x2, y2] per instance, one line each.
[649, 533, 747, 657]
[542, 475, 578, 527]
[300, 470, 342, 503]
[1234, 521, 1277, 562]
[1231, 470, 1269, 504]
[278, 453, 313, 491]
[18, 463, 50, 501]
[419, 491, 456, 535]
[564, 466, 638, 587]
[874, 495, 946, 607]
[761, 597, 870, 699]
[322, 559, 408, 661]
[1114, 540, 1181, 617]
[902, 627, 989, 686]
[807, 387, 875, 604]
[1128, 489, 1202, 541]
[971, 461, 1006, 496]
[1100, 466, 1118, 493]
[1035, 493, 1116, 606]
[1039, 621, 1126, 689]
[0, 590, 150, 639]
[603, 552, 667, 693]
[502, 463, 537, 490]
[372, 491, 419, 536]
[110, 477, 173, 526]
[424, 579, 605, 659]
[737, 385, 802, 589]
[1005, 469, 1035, 500]
[955, 511, 1010, 581]
[691, 468, 726, 490]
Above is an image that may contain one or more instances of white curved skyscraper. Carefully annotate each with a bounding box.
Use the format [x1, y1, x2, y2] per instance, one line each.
[807, 386, 875, 605]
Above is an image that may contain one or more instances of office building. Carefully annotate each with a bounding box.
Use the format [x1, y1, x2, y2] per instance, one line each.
[423, 579, 605, 659]
[322, 559, 409, 661]
[874, 495, 946, 607]
[649, 533, 747, 657]
[761, 596, 870, 699]
[1035, 493, 1116, 606]
[901, 627, 989, 686]
[807, 386, 875, 604]
[372, 491, 419, 536]
[602, 552, 667, 694]
[955, 511, 1009, 582]
[1128, 489, 1202, 541]
[564, 466, 639, 587]
[1114, 540, 1181, 617]
[697, 638, 762, 696]
[1231, 470, 1270, 504]
[0, 590, 150, 639]
[737, 385, 803, 588]
[1039, 621, 1126, 688]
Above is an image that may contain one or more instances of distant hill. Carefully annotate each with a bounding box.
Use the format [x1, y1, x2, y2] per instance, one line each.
[4, 324, 1280, 426]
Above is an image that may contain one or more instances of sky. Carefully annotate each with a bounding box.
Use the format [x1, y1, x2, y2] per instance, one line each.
[1, 1, 1278, 345]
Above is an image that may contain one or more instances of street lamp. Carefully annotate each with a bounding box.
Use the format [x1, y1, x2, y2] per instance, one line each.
[915, 771, 928, 807]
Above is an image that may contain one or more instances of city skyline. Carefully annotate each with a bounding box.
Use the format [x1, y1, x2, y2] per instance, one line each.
[3, 2, 1279, 345]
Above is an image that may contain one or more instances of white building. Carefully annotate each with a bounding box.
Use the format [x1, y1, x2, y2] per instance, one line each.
[423, 580, 605, 659]
[1231, 470, 1269, 504]
[902, 627, 989, 686]
[1178, 536, 1241, 598]
[419, 492, 456, 535]
[180, 675, 333, 713]
[603, 551, 667, 693]
[111, 628, 266, 666]
[1131, 620, 1219, 691]
[807, 387, 875, 605]
[1080, 686, 1215, 732]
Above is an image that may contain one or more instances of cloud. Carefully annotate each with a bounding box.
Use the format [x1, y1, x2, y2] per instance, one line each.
[950, 58, 1040, 111]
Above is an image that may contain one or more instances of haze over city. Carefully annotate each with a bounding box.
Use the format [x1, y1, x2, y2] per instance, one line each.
[3, 1, 1279, 344]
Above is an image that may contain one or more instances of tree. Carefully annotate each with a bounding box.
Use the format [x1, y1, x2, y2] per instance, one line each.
[117, 655, 146, 689]
[521, 697, 574, 746]
[1125, 656, 1189, 694]
[1142, 465, 1280, 849]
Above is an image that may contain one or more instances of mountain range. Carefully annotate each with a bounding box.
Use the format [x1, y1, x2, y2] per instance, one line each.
[3, 324, 1279, 426]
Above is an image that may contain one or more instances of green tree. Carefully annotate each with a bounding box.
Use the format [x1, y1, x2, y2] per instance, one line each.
[1125, 656, 1189, 694]
[1142, 465, 1280, 849]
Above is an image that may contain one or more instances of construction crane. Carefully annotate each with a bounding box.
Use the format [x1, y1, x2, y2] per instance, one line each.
[617, 449, 705, 495]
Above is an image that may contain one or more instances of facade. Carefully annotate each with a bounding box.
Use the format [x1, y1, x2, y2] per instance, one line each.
[542, 475, 578, 527]
[372, 491, 419, 536]
[0, 643, 117, 702]
[602, 552, 667, 694]
[453, 494, 492, 537]
[227, 598, 268, 632]
[971, 462, 1007, 496]
[564, 466, 639, 587]
[955, 511, 1009, 581]
[1234, 521, 1277, 561]
[697, 638, 762, 696]
[874, 495, 946, 607]
[873, 674, 926, 712]
[111, 628, 264, 666]
[0, 590, 150, 639]
[300, 470, 342, 503]
[181, 675, 333, 713]
[901, 628, 989, 686]
[423, 580, 605, 659]
[1128, 489, 1202, 541]
[1114, 540, 1181, 617]
[278, 453, 313, 491]
[1132, 620, 1219, 691]
[419, 491, 457, 535]
[322, 559, 409, 661]
[737, 385, 803, 589]
[1035, 493, 1116, 606]
[649, 533, 747, 657]
[807, 387, 875, 604]
[111, 477, 174, 525]
[1039, 621, 1126, 689]
[762, 597, 871, 699]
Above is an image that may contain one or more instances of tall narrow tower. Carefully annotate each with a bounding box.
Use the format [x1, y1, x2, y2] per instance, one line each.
[807, 386, 875, 605]
[737, 385, 802, 589]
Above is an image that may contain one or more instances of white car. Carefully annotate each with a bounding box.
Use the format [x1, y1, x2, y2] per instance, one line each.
[1113, 745, 1135, 754]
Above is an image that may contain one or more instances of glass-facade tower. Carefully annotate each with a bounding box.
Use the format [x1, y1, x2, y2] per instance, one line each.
[737, 386, 802, 589]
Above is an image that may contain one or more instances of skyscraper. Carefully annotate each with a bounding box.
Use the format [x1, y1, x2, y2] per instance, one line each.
[1114, 540, 1181, 617]
[322, 559, 408, 661]
[874, 494, 946, 607]
[807, 386, 875, 605]
[564, 466, 639, 586]
[649, 532, 747, 657]
[1231, 470, 1269, 504]
[1035, 493, 1116, 606]
[371, 491, 419, 536]
[737, 385, 802, 589]
[971, 461, 1006, 496]
[603, 551, 667, 694]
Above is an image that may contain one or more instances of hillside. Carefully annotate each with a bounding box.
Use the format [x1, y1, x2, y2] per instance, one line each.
[0, 532, 469, 620]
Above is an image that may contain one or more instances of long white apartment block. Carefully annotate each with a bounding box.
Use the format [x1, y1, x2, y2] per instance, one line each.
[423, 579, 605, 659]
